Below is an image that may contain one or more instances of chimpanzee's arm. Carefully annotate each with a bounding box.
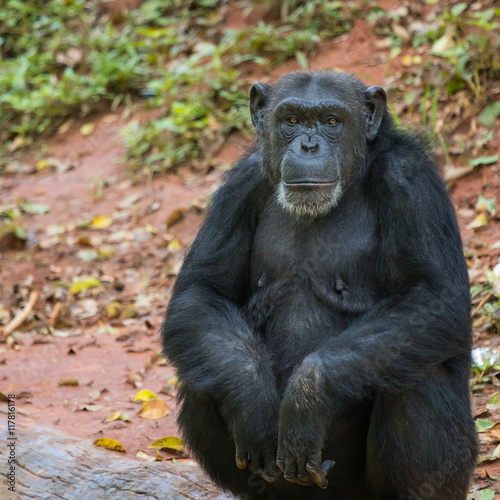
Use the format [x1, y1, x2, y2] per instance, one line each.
[162, 155, 280, 479]
[299, 155, 470, 400]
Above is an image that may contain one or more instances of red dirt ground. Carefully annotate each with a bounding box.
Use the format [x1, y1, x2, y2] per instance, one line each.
[1, 2, 500, 497]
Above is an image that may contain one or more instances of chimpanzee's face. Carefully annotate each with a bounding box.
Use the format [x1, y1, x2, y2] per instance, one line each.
[250, 72, 386, 218]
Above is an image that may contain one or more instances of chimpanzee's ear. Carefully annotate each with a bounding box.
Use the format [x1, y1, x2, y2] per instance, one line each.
[364, 86, 387, 142]
[249, 82, 270, 137]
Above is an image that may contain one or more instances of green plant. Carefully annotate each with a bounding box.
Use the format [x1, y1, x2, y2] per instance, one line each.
[123, 47, 250, 172]
[1, 0, 363, 172]
[426, 4, 500, 98]
[0, 201, 46, 243]
[222, 23, 320, 67]
[0, 1, 149, 145]
[472, 352, 500, 389]
[0, 0, 232, 152]
[123, 0, 383, 174]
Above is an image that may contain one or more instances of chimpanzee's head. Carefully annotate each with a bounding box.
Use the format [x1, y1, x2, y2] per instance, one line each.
[250, 71, 387, 218]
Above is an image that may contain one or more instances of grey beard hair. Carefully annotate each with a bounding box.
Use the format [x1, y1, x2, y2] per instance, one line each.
[276, 182, 343, 219]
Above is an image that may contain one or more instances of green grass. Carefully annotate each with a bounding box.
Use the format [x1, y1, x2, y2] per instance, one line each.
[0, 0, 369, 174]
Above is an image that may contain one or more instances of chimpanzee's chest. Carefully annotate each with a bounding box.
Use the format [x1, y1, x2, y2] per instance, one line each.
[245, 198, 381, 375]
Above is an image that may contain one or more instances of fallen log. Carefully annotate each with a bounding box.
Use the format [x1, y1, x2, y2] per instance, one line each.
[0, 424, 233, 500]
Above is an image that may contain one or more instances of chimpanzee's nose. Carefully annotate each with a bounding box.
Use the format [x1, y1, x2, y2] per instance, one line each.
[301, 140, 319, 153]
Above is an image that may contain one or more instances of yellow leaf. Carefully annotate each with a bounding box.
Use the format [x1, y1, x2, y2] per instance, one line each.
[133, 389, 158, 402]
[71, 276, 103, 294]
[104, 411, 121, 423]
[167, 238, 181, 252]
[149, 436, 184, 451]
[469, 213, 488, 229]
[36, 159, 54, 171]
[165, 376, 179, 387]
[58, 378, 79, 387]
[94, 438, 126, 453]
[120, 304, 138, 319]
[137, 399, 169, 419]
[401, 55, 413, 67]
[97, 246, 115, 259]
[106, 301, 122, 319]
[145, 224, 157, 234]
[90, 215, 112, 229]
[80, 123, 96, 136]
[477, 200, 488, 212]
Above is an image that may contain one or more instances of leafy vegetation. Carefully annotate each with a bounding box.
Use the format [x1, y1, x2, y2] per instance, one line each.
[378, 3, 500, 160]
[0, 0, 370, 173]
[122, 0, 368, 173]
[0, 0, 146, 143]
[1, 0, 499, 174]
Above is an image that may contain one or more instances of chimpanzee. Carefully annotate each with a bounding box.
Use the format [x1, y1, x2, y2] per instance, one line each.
[161, 71, 477, 500]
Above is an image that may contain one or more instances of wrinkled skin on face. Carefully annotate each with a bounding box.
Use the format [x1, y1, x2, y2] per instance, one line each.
[250, 72, 387, 219]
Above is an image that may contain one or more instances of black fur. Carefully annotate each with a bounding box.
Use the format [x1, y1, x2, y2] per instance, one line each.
[161, 71, 477, 500]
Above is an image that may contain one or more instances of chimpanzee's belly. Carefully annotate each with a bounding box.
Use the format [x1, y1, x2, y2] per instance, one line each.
[245, 198, 381, 391]
[244, 275, 373, 391]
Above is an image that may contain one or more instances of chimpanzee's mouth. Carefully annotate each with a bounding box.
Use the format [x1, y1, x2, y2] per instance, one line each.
[283, 180, 338, 190]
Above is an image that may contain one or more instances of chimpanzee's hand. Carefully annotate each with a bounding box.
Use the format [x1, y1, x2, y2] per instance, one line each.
[233, 406, 282, 482]
[276, 355, 335, 489]
[277, 420, 334, 488]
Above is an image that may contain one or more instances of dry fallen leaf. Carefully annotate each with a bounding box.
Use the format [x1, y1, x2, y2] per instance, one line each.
[160, 376, 179, 397]
[133, 389, 158, 402]
[120, 304, 138, 320]
[149, 436, 184, 451]
[58, 119, 75, 135]
[56, 47, 83, 67]
[445, 165, 475, 184]
[71, 277, 103, 295]
[166, 208, 185, 227]
[5, 161, 35, 174]
[106, 301, 122, 319]
[167, 238, 182, 253]
[8, 136, 26, 152]
[136, 451, 158, 462]
[104, 412, 121, 423]
[468, 213, 488, 229]
[90, 215, 112, 230]
[126, 370, 143, 388]
[94, 438, 126, 453]
[36, 157, 73, 173]
[71, 298, 99, 319]
[167, 208, 186, 228]
[81, 122, 96, 136]
[137, 399, 169, 419]
[103, 411, 129, 423]
[58, 378, 79, 387]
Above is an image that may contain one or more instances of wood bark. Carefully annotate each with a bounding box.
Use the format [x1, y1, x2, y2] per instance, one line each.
[0, 424, 234, 500]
